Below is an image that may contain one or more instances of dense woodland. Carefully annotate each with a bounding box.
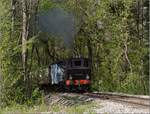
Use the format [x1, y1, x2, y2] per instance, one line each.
[0, 0, 149, 107]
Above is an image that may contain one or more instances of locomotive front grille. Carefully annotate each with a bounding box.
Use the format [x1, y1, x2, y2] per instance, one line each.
[67, 74, 88, 80]
[66, 68, 90, 80]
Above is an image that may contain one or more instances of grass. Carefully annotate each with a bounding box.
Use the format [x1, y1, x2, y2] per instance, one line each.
[0, 102, 97, 114]
[0, 93, 98, 114]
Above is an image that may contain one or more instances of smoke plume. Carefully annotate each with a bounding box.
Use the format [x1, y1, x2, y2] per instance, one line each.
[37, 8, 77, 47]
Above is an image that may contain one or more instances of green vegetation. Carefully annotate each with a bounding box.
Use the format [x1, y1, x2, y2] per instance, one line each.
[0, 0, 149, 112]
[0, 98, 96, 113]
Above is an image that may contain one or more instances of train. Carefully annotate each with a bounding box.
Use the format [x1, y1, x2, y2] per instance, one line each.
[49, 58, 91, 91]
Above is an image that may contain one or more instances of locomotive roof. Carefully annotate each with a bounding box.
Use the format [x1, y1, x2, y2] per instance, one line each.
[67, 58, 89, 62]
[50, 57, 89, 65]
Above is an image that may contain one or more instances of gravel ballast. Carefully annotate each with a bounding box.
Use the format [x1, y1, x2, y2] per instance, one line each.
[94, 99, 150, 114]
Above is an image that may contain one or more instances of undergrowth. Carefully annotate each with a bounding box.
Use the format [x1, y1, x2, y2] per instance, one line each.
[0, 99, 96, 114]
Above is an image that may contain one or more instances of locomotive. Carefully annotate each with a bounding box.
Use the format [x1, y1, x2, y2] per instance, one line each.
[49, 58, 91, 91]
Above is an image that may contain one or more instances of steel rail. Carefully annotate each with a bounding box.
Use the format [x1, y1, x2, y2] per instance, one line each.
[83, 92, 150, 108]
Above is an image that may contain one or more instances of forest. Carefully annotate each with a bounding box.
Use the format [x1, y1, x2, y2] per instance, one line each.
[0, 0, 149, 112]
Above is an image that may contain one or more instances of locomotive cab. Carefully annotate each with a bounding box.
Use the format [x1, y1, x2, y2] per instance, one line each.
[65, 58, 91, 91]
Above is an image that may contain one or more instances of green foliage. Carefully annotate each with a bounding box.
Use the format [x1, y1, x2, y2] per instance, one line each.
[0, 0, 149, 108]
[0, 0, 23, 106]
[116, 73, 148, 94]
[69, 0, 149, 95]
[39, 0, 55, 11]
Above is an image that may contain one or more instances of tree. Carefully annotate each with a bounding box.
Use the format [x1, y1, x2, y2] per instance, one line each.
[22, 0, 29, 98]
[0, 0, 149, 107]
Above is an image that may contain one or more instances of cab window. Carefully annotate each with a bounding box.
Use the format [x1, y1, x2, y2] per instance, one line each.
[74, 60, 81, 66]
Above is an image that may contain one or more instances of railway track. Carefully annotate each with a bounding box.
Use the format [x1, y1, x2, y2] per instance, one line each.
[44, 92, 94, 107]
[45, 92, 149, 108]
[83, 92, 150, 108]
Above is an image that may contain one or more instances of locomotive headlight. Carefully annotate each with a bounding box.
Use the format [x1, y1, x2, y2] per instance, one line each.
[69, 75, 72, 80]
[86, 74, 90, 79]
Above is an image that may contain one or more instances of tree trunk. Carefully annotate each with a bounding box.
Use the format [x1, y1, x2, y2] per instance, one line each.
[27, 0, 39, 99]
[87, 38, 93, 68]
[87, 38, 93, 89]
[22, 0, 29, 99]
